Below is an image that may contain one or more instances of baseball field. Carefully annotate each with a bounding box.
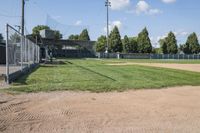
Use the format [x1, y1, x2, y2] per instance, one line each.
[1, 59, 200, 132]
[5, 59, 200, 92]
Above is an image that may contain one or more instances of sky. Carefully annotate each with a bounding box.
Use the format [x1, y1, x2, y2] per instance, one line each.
[0, 0, 200, 47]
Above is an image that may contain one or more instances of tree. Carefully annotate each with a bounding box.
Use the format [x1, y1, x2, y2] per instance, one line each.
[123, 35, 130, 53]
[159, 39, 168, 54]
[137, 27, 152, 53]
[165, 32, 178, 54]
[184, 32, 200, 54]
[152, 48, 162, 54]
[54, 30, 63, 40]
[123, 36, 138, 53]
[109, 26, 123, 52]
[79, 29, 90, 41]
[129, 38, 138, 53]
[96, 35, 107, 52]
[68, 34, 79, 40]
[32, 25, 50, 38]
[0, 34, 3, 43]
[180, 43, 190, 54]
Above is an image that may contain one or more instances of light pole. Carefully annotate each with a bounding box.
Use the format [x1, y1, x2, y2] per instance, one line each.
[105, 0, 111, 53]
[21, 0, 25, 36]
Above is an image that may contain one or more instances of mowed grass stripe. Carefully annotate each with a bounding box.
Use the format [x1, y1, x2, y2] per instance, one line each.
[8, 59, 200, 92]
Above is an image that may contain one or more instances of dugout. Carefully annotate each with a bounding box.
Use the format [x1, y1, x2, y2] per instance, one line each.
[0, 43, 6, 64]
[40, 39, 96, 58]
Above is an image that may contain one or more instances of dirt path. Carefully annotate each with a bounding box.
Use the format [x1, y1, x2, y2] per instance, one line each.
[108, 63, 200, 72]
[1, 86, 200, 133]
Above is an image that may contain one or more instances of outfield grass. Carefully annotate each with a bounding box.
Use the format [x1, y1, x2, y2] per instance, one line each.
[7, 59, 200, 92]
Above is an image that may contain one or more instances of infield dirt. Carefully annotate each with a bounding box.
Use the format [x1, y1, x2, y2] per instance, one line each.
[108, 63, 200, 72]
[1, 86, 200, 133]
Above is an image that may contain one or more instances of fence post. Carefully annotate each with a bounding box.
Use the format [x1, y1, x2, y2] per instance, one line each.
[28, 41, 31, 68]
[5, 24, 9, 84]
[35, 36, 38, 63]
[38, 46, 40, 63]
[25, 37, 27, 65]
[20, 36, 23, 71]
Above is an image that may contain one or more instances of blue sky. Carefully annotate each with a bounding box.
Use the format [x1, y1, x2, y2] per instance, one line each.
[0, 0, 200, 47]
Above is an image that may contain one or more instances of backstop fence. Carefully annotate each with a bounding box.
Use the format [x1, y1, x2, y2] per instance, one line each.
[5, 24, 40, 83]
[97, 53, 200, 60]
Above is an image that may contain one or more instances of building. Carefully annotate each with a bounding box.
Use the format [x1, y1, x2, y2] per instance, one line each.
[40, 29, 55, 39]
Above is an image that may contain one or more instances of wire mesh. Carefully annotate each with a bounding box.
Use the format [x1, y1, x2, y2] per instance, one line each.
[6, 24, 40, 83]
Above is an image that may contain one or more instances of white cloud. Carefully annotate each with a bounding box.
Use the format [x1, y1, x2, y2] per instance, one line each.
[75, 20, 82, 26]
[103, 20, 122, 32]
[136, 0, 149, 14]
[176, 31, 189, 37]
[127, 1, 162, 15]
[109, 0, 130, 10]
[162, 0, 176, 4]
[149, 9, 163, 15]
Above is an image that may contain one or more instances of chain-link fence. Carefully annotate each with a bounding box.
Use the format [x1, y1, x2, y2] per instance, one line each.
[6, 24, 40, 83]
[97, 52, 200, 60]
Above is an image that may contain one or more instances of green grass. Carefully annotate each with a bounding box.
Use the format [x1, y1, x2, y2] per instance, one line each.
[7, 59, 200, 93]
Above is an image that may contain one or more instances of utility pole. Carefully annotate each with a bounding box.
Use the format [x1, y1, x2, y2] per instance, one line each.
[105, 0, 111, 53]
[21, 0, 25, 36]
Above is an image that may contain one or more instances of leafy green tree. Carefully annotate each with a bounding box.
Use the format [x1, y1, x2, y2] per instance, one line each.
[109, 26, 123, 52]
[32, 25, 62, 40]
[184, 32, 200, 54]
[54, 30, 63, 40]
[129, 38, 138, 53]
[152, 48, 162, 54]
[0, 34, 3, 43]
[137, 27, 152, 53]
[79, 29, 90, 41]
[96, 35, 107, 52]
[68, 34, 79, 40]
[32, 25, 50, 38]
[165, 32, 178, 54]
[123, 36, 138, 53]
[180, 43, 190, 54]
[159, 39, 168, 54]
[123, 35, 130, 53]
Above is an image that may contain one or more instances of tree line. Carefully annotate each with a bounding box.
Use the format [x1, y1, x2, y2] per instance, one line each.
[96, 26, 200, 54]
[68, 29, 90, 41]
[2, 24, 199, 55]
[96, 26, 153, 53]
[31, 25, 91, 42]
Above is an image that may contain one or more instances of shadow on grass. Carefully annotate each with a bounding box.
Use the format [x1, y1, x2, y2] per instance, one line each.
[45, 60, 66, 65]
[66, 61, 116, 81]
[12, 66, 40, 85]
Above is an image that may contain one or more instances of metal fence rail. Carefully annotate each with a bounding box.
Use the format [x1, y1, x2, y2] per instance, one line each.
[6, 24, 40, 83]
[97, 53, 200, 60]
